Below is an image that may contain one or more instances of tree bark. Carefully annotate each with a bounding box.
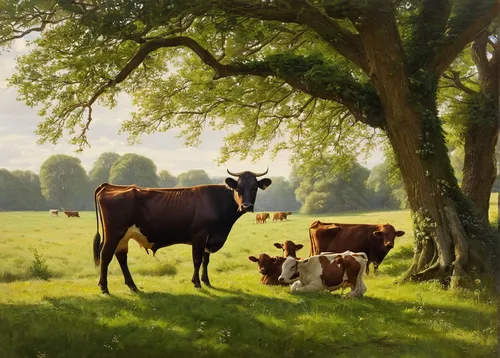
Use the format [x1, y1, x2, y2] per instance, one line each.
[355, 6, 492, 287]
[461, 31, 499, 225]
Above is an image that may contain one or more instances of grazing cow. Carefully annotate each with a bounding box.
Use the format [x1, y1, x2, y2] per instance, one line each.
[248, 254, 288, 286]
[309, 220, 405, 274]
[50, 209, 58, 217]
[278, 251, 368, 297]
[273, 212, 287, 222]
[261, 212, 270, 223]
[274, 240, 303, 258]
[64, 211, 80, 218]
[255, 213, 262, 224]
[93, 169, 272, 294]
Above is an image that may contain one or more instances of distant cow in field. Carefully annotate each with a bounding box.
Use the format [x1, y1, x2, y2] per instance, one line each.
[261, 212, 270, 223]
[273, 212, 288, 222]
[274, 240, 303, 259]
[278, 251, 368, 297]
[64, 211, 80, 218]
[50, 209, 58, 217]
[255, 213, 262, 224]
[309, 220, 405, 274]
[248, 254, 288, 286]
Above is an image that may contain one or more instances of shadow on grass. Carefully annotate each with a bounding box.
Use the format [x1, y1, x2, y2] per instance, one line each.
[0, 286, 495, 358]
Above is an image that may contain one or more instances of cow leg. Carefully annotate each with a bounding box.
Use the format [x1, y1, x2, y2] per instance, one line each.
[201, 251, 211, 287]
[115, 251, 140, 293]
[291, 282, 323, 293]
[98, 243, 115, 295]
[191, 243, 205, 289]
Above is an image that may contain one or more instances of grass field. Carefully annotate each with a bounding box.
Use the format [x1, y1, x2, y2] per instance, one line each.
[0, 199, 498, 357]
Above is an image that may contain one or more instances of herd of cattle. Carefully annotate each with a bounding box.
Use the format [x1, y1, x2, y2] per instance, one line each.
[248, 219, 404, 297]
[255, 211, 292, 223]
[50, 209, 80, 218]
[48, 168, 404, 297]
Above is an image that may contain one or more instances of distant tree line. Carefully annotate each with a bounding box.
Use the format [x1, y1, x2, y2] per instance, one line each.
[0, 152, 495, 213]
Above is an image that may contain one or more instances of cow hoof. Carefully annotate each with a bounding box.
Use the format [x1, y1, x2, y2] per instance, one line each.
[202, 280, 212, 287]
[129, 287, 141, 294]
[99, 284, 110, 295]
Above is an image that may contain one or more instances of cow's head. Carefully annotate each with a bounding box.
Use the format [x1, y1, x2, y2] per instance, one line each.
[274, 240, 303, 258]
[248, 254, 278, 275]
[373, 225, 405, 249]
[278, 256, 303, 283]
[225, 169, 272, 212]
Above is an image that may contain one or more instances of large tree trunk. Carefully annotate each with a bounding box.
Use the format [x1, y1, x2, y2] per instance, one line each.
[461, 31, 499, 225]
[356, 7, 494, 287]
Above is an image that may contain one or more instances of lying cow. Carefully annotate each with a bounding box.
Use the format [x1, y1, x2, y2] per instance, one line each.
[278, 251, 368, 298]
[274, 240, 303, 258]
[50, 209, 58, 217]
[309, 221, 405, 274]
[64, 211, 80, 218]
[248, 254, 288, 286]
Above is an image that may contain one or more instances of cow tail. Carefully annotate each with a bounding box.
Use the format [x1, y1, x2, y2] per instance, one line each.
[93, 185, 104, 267]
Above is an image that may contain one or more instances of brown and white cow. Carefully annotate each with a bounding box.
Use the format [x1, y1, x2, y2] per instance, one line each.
[274, 240, 303, 258]
[309, 221, 405, 274]
[50, 209, 58, 217]
[64, 211, 80, 218]
[278, 251, 368, 298]
[248, 254, 288, 286]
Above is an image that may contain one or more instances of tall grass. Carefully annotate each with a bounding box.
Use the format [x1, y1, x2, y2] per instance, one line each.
[0, 206, 497, 357]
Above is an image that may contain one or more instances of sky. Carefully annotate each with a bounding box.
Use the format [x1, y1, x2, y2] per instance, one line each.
[0, 39, 385, 179]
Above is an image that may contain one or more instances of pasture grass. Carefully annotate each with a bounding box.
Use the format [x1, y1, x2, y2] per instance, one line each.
[0, 206, 497, 358]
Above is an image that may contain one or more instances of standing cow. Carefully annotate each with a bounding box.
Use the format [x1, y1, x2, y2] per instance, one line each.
[309, 220, 405, 274]
[93, 169, 272, 294]
[50, 209, 58, 217]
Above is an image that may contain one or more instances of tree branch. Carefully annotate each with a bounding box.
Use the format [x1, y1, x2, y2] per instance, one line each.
[429, 1, 500, 75]
[442, 70, 478, 95]
[215, 0, 369, 72]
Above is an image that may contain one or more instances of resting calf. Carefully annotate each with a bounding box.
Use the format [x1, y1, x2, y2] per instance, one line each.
[278, 251, 368, 298]
[248, 254, 288, 286]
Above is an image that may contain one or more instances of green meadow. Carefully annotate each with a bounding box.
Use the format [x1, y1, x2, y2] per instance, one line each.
[0, 196, 498, 357]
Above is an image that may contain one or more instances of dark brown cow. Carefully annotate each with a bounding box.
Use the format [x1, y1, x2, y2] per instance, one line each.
[309, 220, 405, 274]
[274, 240, 303, 258]
[248, 254, 288, 286]
[64, 211, 80, 218]
[93, 169, 272, 294]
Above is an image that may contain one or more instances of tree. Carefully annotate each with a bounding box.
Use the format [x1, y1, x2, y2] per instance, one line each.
[440, 26, 499, 225]
[0, 169, 26, 210]
[1, 1, 498, 287]
[88, 152, 121, 188]
[39, 155, 88, 209]
[365, 164, 401, 210]
[254, 176, 300, 212]
[157, 169, 177, 188]
[177, 170, 212, 187]
[109, 153, 158, 187]
[11, 170, 48, 210]
[296, 162, 372, 214]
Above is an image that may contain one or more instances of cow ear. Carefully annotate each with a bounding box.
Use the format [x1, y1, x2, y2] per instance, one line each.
[296, 244, 304, 251]
[271, 257, 278, 263]
[373, 231, 383, 238]
[274, 243, 282, 249]
[395, 230, 405, 237]
[248, 256, 258, 262]
[225, 178, 238, 190]
[258, 178, 272, 190]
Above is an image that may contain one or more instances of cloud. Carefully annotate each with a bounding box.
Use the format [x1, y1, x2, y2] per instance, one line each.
[0, 38, 384, 179]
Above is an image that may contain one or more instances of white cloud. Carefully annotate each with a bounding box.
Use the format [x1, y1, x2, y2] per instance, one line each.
[0, 39, 384, 179]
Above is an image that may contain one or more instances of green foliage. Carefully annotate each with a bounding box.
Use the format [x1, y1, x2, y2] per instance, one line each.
[0, 169, 49, 210]
[28, 248, 52, 281]
[157, 169, 177, 188]
[88, 152, 121, 187]
[109, 153, 158, 187]
[254, 176, 300, 212]
[176, 169, 212, 187]
[39, 154, 88, 209]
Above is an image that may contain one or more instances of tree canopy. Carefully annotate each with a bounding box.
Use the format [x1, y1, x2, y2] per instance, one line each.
[88, 152, 121, 188]
[176, 169, 212, 187]
[109, 153, 158, 187]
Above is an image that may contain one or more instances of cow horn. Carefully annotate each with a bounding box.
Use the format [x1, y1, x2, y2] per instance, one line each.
[227, 169, 245, 177]
[252, 167, 269, 177]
